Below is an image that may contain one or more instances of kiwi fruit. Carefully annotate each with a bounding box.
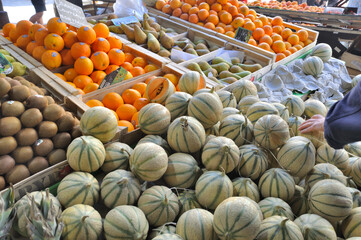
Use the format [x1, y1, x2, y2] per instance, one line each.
[40, 88, 48, 95]
[12, 146, 34, 163]
[16, 78, 32, 87]
[71, 125, 82, 138]
[5, 165, 30, 184]
[0, 78, 11, 98]
[27, 157, 49, 174]
[7, 79, 21, 87]
[0, 155, 15, 175]
[29, 89, 38, 96]
[46, 96, 55, 105]
[33, 138, 53, 156]
[0, 176, 5, 190]
[0, 136, 17, 155]
[38, 121, 58, 138]
[26, 95, 48, 111]
[0, 117, 22, 136]
[16, 128, 38, 146]
[21, 108, 43, 128]
[8, 85, 31, 102]
[1, 100, 25, 117]
[31, 86, 44, 96]
[52, 132, 71, 149]
[43, 104, 65, 122]
[48, 149, 66, 165]
[57, 112, 75, 132]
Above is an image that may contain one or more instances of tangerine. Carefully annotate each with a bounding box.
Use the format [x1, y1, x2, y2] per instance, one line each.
[83, 83, 99, 94]
[16, 34, 31, 50]
[60, 49, 75, 65]
[108, 48, 125, 65]
[70, 42, 91, 59]
[44, 33, 64, 52]
[90, 51, 109, 71]
[131, 83, 147, 95]
[32, 46, 47, 61]
[116, 104, 137, 122]
[86, 99, 104, 107]
[64, 68, 78, 82]
[77, 26, 96, 45]
[122, 89, 142, 105]
[93, 23, 109, 38]
[47, 17, 67, 36]
[73, 75, 93, 89]
[107, 36, 123, 50]
[90, 71, 106, 83]
[41, 50, 62, 70]
[133, 98, 149, 111]
[91, 37, 110, 53]
[28, 24, 43, 40]
[74, 56, 94, 75]
[118, 120, 134, 132]
[102, 92, 124, 110]
[62, 30, 78, 48]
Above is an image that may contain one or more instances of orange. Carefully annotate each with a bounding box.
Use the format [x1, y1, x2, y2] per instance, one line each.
[116, 104, 137, 121]
[289, 47, 297, 53]
[28, 24, 43, 40]
[16, 20, 33, 36]
[16, 34, 31, 50]
[74, 56, 94, 75]
[26, 41, 39, 55]
[263, 25, 273, 36]
[182, 3, 192, 13]
[248, 39, 257, 46]
[228, 5, 238, 17]
[283, 50, 291, 57]
[284, 41, 292, 50]
[180, 13, 189, 21]
[272, 25, 283, 35]
[170, 0, 182, 9]
[244, 21, 256, 32]
[185, 0, 197, 5]
[132, 83, 147, 95]
[67, 82, 76, 88]
[217, 0, 227, 4]
[118, 120, 134, 132]
[259, 35, 273, 46]
[197, 22, 204, 27]
[298, 41, 305, 47]
[189, 14, 199, 24]
[86, 99, 104, 108]
[121, 62, 133, 72]
[215, 27, 225, 34]
[271, 16, 283, 26]
[296, 29, 308, 42]
[271, 33, 282, 42]
[102, 92, 124, 110]
[3, 23, 16, 37]
[228, 0, 239, 7]
[275, 53, 286, 62]
[252, 28, 265, 41]
[91, 37, 110, 53]
[217, 22, 227, 29]
[220, 12, 232, 25]
[254, 19, 263, 28]
[77, 26, 96, 45]
[105, 65, 120, 74]
[286, 34, 298, 46]
[162, 4, 173, 14]
[189, 6, 200, 15]
[107, 36, 123, 50]
[272, 40, 286, 53]
[145, 76, 156, 84]
[54, 73, 66, 81]
[231, 17, 243, 29]
[199, 2, 210, 10]
[91, 51, 109, 71]
[70, 42, 91, 59]
[34, 28, 49, 45]
[47, 17, 67, 36]
[207, 14, 219, 25]
[41, 50, 62, 70]
[133, 98, 149, 111]
[211, 3, 222, 12]
[73, 75, 93, 89]
[156, 0, 167, 10]
[224, 25, 234, 32]
[131, 111, 139, 128]
[93, 23, 109, 38]
[122, 89, 142, 105]
[64, 68, 78, 82]
[130, 66, 145, 77]
[209, 10, 218, 16]
[44, 33, 64, 52]
[225, 31, 235, 38]
[258, 15, 269, 26]
[239, 5, 249, 16]
[124, 52, 135, 63]
[222, 3, 232, 11]
[32, 46, 47, 61]
[144, 64, 159, 73]
[60, 49, 75, 65]
[164, 73, 179, 86]
[108, 48, 125, 66]
[90, 71, 106, 84]
[204, 22, 216, 30]
[304, 39, 313, 46]
[198, 9, 209, 21]
[249, 9, 257, 17]
[83, 83, 99, 94]
[62, 30, 78, 48]
[9, 28, 20, 43]
[132, 57, 148, 68]
[246, 14, 256, 22]
[172, 8, 182, 17]
[258, 42, 271, 51]
[294, 44, 303, 50]
[281, 28, 293, 40]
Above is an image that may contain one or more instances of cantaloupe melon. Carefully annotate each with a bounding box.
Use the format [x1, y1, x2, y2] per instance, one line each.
[238, 144, 268, 180]
[138, 186, 179, 227]
[345, 142, 361, 157]
[101, 142, 133, 172]
[304, 99, 328, 118]
[238, 95, 260, 114]
[305, 163, 347, 189]
[232, 177, 260, 202]
[178, 190, 202, 215]
[206, 121, 220, 136]
[352, 74, 361, 88]
[137, 103, 171, 135]
[300, 130, 326, 148]
[273, 103, 290, 122]
[256, 216, 303, 240]
[281, 95, 305, 117]
[216, 90, 237, 108]
[178, 71, 206, 95]
[342, 207, 361, 238]
[62, 204, 103, 240]
[302, 56, 324, 77]
[351, 158, 361, 187]
[232, 79, 258, 102]
[258, 197, 294, 220]
[349, 187, 361, 208]
[345, 157, 360, 176]
[219, 114, 253, 146]
[153, 234, 184, 240]
[57, 172, 99, 208]
[221, 107, 240, 121]
[145, 77, 175, 105]
[165, 91, 193, 121]
[149, 223, 177, 239]
[294, 214, 337, 240]
[289, 185, 309, 217]
[317, 144, 349, 174]
[311, 43, 332, 62]
[213, 197, 262, 240]
[288, 115, 305, 137]
[246, 102, 279, 124]
[137, 135, 172, 155]
[104, 205, 149, 240]
[100, 169, 141, 208]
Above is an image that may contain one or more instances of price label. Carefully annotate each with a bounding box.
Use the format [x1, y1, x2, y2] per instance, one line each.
[234, 27, 253, 43]
[54, 0, 88, 28]
[112, 16, 139, 26]
[0, 52, 13, 75]
[99, 67, 128, 89]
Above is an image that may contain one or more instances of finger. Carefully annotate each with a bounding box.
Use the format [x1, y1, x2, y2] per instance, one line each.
[299, 126, 317, 134]
[311, 114, 324, 119]
[299, 122, 314, 130]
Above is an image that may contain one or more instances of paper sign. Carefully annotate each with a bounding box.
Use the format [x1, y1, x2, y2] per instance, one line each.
[112, 16, 139, 26]
[234, 27, 253, 43]
[54, 0, 88, 28]
[0, 52, 13, 74]
[99, 67, 128, 89]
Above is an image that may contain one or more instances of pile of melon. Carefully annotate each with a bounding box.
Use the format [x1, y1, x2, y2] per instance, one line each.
[54, 70, 361, 240]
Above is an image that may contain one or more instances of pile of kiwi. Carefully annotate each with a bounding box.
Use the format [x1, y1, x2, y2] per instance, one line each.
[0, 76, 81, 190]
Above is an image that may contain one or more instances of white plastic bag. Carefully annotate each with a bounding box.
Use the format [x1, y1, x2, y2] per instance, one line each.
[113, 0, 148, 20]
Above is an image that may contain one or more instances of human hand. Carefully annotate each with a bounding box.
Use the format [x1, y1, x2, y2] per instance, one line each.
[298, 114, 325, 133]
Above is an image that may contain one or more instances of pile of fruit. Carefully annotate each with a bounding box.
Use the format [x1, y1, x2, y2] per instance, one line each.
[248, 0, 325, 13]
[0, 49, 27, 78]
[2, 18, 160, 95]
[154, 0, 314, 61]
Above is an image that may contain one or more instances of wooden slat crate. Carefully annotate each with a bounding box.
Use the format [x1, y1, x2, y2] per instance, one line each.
[0, 45, 37, 71]
[0, 35, 13, 46]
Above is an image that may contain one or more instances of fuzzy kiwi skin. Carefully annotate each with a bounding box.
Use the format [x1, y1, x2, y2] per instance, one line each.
[0, 155, 15, 175]
[52, 132, 71, 149]
[25, 95, 48, 111]
[5, 165, 30, 184]
[46, 96, 55, 104]
[57, 112, 75, 132]
[8, 85, 31, 102]
[0, 78, 11, 98]
[16, 128, 38, 146]
[0, 137, 17, 155]
[43, 104, 65, 122]
[20, 108, 43, 128]
[12, 146, 34, 164]
[1, 101, 25, 117]
[48, 149, 66, 165]
[0, 117, 21, 137]
[0, 176, 5, 190]
[7, 79, 21, 87]
[38, 121, 58, 138]
[33, 139, 54, 157]
[27, 157, 49, 174]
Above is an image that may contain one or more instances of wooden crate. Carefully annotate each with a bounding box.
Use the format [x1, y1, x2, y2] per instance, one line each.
[0, 45, 37, 71]
[0, 35, 13, 46]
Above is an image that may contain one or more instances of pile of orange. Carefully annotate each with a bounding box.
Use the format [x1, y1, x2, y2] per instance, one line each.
[248, 1, 324, 13]
[2, 18, 159, 95]
[155, 0, 314, 62]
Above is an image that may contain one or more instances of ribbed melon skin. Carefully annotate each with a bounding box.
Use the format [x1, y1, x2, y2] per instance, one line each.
[258, 197, 294, 220]
[137, 135, 172, 155]
[61, 204, 102, 240]
[238, 144, 268, 180]
[345, 157, 359, 176]
[195, 170, 233, 210]
[57, 171, 99, 208]
[178, 190, 202, 215]
[281, 95, 305, 117]
[305, 163, 347, 189]
[317, 144, 349, 174]
[100, 169, 141, 209]
[178, 71, 204, 95]
[67, 136, 105, 173]
[232, 177, 260, 202]
[213, 197, 262, 240]
[149, 224, 177, 239]
[221, 107, 241, 121]
[289, 185, 309, 217]
[153, 234, 184, 240]
[300, 130, 326, 148]
[238, 95, 260, 114]
[311, 43, 332, 62]
[246, 102, 279, 124]
[176, 209, 218, 240]
[345, 142, 361, 157]
[217, 90, 237, 108]
[138, 186, 179, 227]
[232, 79, 258, 102]
[101, 142, 133, 172]
[304, 99, 328, 118]
[302, 56, 324, 77]
[288, 116, 305, 137]
[352, 159, 361, 188]
[206, 121, 220, 136]
[219, 114, 253, 146]
[348, 187, 361, 208]
[138, 103, 171, 135]
[294, 214, 337, 240]
[165, 91, 192, 121]
[256, 216, 303, 240]
[104, 205, 149, 240]
[145, 77, 175, 105]
[342, 207, 361, 238]
[273, 103, 290, 122]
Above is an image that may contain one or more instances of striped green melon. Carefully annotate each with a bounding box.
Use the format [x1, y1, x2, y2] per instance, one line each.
[195, 170, 233, 210]
[288, 136, 312, 144]
[294, 214, 337, 240]
[153, 234, 183, 240]
[149, 223, 177, 239]
[345, 157, 360, 176]
[352, 74, 361, 88]
[289, 185, 309, 217]
[238, 144, 268, 180]
[325, 100, 337, 110]
[351, 158, 361, 187]
[205, 121, 220, 136]
[129, 142, 168, 182]
[80, 106, 118, 143]
[138, 103, 171, 135]
[254, 115, 290, 150]
[100, 169, 141, 208]
[232, 177, 260, 202]
[304, 99, 328, 118]
[258, 197, 294, 220]
[137, 135, 172, 155]
[67, 136, 105, 172]
[178, 190, 202, 215]
[302, 56, 324, 77]
[281, 95, 305, 117]
[348, 188, 361, 208]
[165, 91, 193, 121]
[213, 197, 262, 240]
[205, 134, 216, 144]
[176, 208, 218, 240]
[273, 103, 290, 122]
[219, 114, 253, 146]
[188, 92, 223, 129]
[193, 88, 219, 96]
[201, 136, 240, 173]
[305, 163, 347, 189]
[348, 179, 358, 189]
[288, 116, 305, 137]
[258, 168, 296, 201]
[216, 90, 237, 108]
[311, 43, 332, 62]
[61, 204, 102, 240]
[238, 95, 260, 114]
[163, 153, 201, 188]
[345, 142, 361, 157]
[178, 71, 206, 95]
[256, 216, 303, 240]
[300, 130, 326, 148]
[221, 107, 240, 121]
[317, 144, 349, 174]
[57, 172, 99, 208]
[138, 186, 179, 227]
[231, 79, 258, 102]
[277, 139, 316, 178]
[101, 142, 133, 172]
[308, 179, 353, 222]
[342, 207, 361, 238]
[104, 205, 149, 240]
[167, 116, 206, 153]
[246, 102, 279, 124]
